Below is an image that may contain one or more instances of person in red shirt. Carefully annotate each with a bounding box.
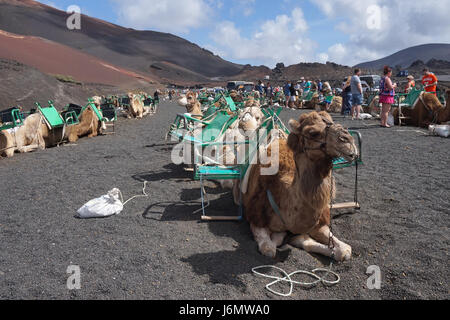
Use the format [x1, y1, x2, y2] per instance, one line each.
[422, 68, 438, 95]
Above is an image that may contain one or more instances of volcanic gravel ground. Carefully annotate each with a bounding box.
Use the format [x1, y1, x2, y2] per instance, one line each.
[0, 101, 448, 300]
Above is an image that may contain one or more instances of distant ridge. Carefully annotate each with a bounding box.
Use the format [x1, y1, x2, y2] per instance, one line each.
[356, 44, 450, 70]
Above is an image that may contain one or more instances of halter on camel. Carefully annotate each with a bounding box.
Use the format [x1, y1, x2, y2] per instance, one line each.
[298, 115, 334, 158]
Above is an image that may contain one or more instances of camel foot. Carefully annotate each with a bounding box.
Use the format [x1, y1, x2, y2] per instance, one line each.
[333, 242, 352, 262]
[259, 241, 277, 258]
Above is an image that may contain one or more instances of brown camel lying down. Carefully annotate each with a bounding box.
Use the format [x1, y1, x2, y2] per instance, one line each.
[393, 90, 450, 128]
[242, 111, 357, 261]
[66, 107, 103, 143]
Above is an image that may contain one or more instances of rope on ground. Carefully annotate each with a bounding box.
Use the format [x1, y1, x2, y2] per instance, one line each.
[252, 263, 340, 297]
[118, 181, 150, 206]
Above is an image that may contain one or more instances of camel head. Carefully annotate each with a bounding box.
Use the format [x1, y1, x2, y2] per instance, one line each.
[288, 111, 357, 162]
[240, 109, 263, 131]
[186, 91, 198, 105]
[178, 92, 196, 107]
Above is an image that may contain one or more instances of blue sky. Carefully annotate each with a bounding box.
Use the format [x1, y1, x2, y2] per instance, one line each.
[40, 0, 450, 68]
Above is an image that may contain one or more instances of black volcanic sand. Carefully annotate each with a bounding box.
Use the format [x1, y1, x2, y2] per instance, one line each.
[0, 101, 448, 300]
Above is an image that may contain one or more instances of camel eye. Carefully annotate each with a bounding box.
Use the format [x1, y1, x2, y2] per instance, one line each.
[309, 131, 320, 138]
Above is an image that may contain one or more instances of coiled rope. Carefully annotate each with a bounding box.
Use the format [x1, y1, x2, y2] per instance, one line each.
[252, 263, 340, 297]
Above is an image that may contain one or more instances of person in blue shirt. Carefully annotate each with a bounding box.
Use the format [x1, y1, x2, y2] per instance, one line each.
[255, 80, 264, 94]
[283, 82, 291, 108]
[317, 79, 323, 92]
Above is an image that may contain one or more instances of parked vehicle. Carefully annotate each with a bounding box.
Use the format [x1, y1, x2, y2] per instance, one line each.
[360, 75, 381, 91]
[227, 81, 246, 91]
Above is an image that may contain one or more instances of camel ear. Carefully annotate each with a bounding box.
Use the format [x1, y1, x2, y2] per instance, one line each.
[289, 119, 300, 133]
[318, 111, 333, 123]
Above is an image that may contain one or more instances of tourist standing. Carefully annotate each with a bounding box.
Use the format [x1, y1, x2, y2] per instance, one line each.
[255, 80, 264, 95]
[422, 68, 438, 95]
[317, 79, 323, 92]
[266, 82, 273, 103]
[379, 66, 397, 128]
[289, 81, 297, 109]
[283, 81, 291, 108]
[342, 77, 352, 116]
[351, 68, 363, 120]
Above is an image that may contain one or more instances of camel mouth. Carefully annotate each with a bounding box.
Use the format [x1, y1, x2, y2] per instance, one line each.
[342, 153, 357, 162]
[339, 148, 358, 162]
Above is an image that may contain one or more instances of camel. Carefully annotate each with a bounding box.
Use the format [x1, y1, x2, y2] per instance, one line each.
[393, 91, 449, 128]
[130, 93, 144, 119]
[238, 97, 264, 132]
[178, 91, 203, 119]
[316, 96, 343, 113]
[328, 96, 343, 113]
[120, 93, 144, 119]
[363, 96, 380, 115]
[229, 90, 244, 103]
[12, 113, 46, 153]
[66, 106, 103, 143]
[303, 93, 320, 110]
[241, 111, 357, 261]
[91, 96, 103, 108]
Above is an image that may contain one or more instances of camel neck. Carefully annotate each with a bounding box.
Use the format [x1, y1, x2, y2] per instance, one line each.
[292, 153, 333, 203]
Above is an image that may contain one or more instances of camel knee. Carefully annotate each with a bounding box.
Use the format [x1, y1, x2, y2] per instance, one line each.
[271, 232, 287, 247]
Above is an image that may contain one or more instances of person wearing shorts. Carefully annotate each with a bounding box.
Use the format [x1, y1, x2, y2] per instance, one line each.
[351, 69, 363, 119]
[379, 66, 397, 128]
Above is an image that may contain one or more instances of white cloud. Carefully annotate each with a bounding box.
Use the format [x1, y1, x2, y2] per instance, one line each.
[108, 0, 450, 67]
[312, 0, 450, 66]
[208, 7, 318, 67]
[110, 0, 215, 33]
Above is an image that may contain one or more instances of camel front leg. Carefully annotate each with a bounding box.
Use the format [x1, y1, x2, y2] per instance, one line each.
[250, 224, 277, 258]
[309, 225, 352, 261]
[271, 232, 287, 247]
[290, 234, 336, 258]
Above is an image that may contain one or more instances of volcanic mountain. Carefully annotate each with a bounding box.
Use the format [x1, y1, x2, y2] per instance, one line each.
[0, 0, 243, 84]
[356, 44, 450, 70]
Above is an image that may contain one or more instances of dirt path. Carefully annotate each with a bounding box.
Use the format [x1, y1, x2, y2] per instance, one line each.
[0, 101, 448, 300]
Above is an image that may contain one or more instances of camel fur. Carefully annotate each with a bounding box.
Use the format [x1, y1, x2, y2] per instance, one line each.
[0, 130, 15, 158]
[242, 111, 358, 261]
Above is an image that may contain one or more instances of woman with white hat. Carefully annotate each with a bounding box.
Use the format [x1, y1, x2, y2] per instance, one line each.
[405, 75, 416, 93]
